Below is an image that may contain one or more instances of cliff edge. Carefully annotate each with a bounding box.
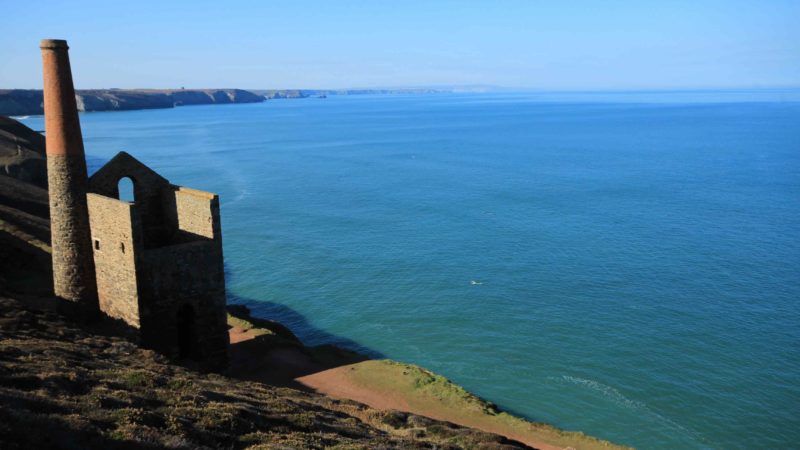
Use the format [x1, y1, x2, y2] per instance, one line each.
[0, 89, 265, 116]
[0, 294, 540, 449]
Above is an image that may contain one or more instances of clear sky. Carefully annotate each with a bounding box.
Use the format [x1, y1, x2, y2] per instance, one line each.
[1, 0, 798, 90]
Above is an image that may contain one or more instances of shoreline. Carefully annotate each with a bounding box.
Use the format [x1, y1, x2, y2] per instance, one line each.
[227, 306, 632, 450]
[0, 87, 452, 116]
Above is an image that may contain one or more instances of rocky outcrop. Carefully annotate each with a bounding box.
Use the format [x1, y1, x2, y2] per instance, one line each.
[170, 88, 264, 105]
[252, 89, 307, 99]
[0, 89, 265, 116]
[0, 116, 47, 188]
[0, 90, 44, 116]
[75, 90, 174, 111]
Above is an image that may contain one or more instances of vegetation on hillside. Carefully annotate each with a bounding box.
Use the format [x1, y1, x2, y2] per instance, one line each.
[0, 295, 532, 449]
[333, 360, 630, 450]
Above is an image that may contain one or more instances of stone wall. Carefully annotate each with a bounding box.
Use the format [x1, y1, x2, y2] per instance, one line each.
[87, 193, 141, 327]
[139, 240, 229, 371]
[89, 152, 171, 247]
[165, 186, 221, 242]
[86, 151, 229, 371]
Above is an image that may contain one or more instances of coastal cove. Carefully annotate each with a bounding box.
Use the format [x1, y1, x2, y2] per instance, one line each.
[15, 90, 800, 449]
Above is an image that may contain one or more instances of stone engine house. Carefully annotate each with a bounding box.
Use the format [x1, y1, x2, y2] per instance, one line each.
[86, 152, 229, 371]
[40, 38, 229, 372]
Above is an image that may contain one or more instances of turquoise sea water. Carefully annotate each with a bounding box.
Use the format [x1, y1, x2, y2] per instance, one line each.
[18, 90, 800, 449]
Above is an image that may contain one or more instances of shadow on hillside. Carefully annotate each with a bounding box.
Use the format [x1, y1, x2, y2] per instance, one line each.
[223, 265, 385, 390]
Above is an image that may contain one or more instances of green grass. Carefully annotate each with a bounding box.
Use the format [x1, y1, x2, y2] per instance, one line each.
[229, 305, 632, 449]
[118, 370, 155, 389]
[341, 360, 633, 450]
[227, 314, 274, 337]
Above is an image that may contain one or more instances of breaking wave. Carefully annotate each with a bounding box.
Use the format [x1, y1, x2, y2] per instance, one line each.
[550, 375, 711, 447]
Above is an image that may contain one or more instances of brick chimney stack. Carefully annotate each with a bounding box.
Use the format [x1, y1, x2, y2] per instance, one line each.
[40, 39, 98, 310]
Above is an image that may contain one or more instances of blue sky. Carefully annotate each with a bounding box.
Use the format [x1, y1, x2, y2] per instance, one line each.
[1, 0, 798, 90]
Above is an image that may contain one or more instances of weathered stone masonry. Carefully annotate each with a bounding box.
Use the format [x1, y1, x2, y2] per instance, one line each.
[41, 39, 229, 372]
[48, 156, 98, 305]
[87, 152, 229, 371]
[86, 193, 141, 327]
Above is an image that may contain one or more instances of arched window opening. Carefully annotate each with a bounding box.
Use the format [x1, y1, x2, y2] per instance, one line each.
[177, 304, 200, 360]
[118, 177, 135, 203]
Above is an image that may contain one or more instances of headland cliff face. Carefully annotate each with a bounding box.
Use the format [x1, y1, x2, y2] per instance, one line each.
[0, 87, 453, 116]
[0, 89, 264, 116]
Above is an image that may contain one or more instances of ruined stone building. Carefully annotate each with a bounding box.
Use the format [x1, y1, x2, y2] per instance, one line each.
[40, 39, 229, 372]
[87, 153, 230, 371]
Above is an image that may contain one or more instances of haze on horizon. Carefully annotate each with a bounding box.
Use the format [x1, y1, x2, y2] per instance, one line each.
[1, 0, 798, 91]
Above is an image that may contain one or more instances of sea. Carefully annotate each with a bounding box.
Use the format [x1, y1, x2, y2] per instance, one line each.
[16, 89, 800, 449]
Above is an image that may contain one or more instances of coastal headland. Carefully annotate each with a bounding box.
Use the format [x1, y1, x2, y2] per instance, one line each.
[0, 89, 265, 116]
[0, 87, 450, 116]
[0, 115, 630, 449]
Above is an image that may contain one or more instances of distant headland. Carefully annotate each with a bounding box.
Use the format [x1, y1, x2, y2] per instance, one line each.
[0, 87, 466, 116]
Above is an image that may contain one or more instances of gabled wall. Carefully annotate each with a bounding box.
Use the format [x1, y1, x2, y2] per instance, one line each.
[86, 151, 230, 371]
[89, 152, 171, 247]
[138, 240, 229, 371]
[87, 193, 142, 327]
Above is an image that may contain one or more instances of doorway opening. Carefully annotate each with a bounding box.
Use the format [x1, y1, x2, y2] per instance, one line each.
[177, 304, 199, 360]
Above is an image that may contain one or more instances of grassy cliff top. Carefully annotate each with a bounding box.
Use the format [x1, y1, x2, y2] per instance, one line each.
[314, 360, 631, 450]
